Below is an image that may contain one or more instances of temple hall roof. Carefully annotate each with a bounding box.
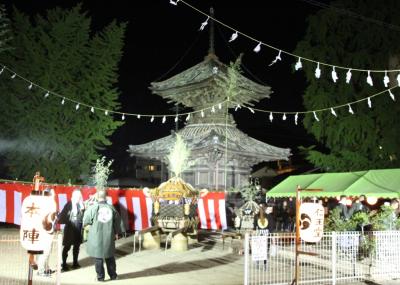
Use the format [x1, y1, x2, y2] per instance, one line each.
[128, 123, 291, 166]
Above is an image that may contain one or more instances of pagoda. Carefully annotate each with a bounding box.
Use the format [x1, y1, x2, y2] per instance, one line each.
[128, 9, 291, 189]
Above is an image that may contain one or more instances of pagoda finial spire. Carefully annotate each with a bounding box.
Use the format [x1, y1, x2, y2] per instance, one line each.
[208, 7, 215, 55]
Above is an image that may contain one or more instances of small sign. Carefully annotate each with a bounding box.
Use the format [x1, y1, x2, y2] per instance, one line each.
[20, 194, 56, 252]
[299, 202, 324, 243]
[251, 235, 268, 261]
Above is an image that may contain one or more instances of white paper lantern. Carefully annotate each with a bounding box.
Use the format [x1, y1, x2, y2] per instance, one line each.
[299, 202, 325, 243]
[20, 194, 57, 252]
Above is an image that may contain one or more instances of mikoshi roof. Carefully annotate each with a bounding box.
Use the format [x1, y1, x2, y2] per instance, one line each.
[128, 124, 291, 165]
[267, 169, 400, 199]
[156, 176, 197, 200]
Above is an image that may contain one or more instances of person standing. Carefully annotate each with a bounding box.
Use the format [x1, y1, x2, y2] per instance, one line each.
[83, 190, 121, 281]
[349, 195, 369, 217]
[336, 196, 350, 220]
[58, 189, 85, 271]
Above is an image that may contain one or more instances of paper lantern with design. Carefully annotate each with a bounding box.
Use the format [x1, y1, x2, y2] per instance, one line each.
[20, 194, 57, 252]
[299, 202, 325, 243]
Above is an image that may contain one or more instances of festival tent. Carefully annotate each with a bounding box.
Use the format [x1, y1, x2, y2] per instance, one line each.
[267, 169, 400, 198]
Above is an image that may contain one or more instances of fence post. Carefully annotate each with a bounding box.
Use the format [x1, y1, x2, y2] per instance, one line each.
[244, 232, 249, 285]
[56, 233, 62, 285]
[332, 232, 337, 285]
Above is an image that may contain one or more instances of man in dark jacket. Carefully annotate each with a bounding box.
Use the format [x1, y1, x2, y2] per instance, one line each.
[58, 189, 85, 272]
[83, 190, 121, 281]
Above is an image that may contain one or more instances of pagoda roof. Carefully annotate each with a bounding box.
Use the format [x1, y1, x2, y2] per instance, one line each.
[150, 54, 272, 107]
[127, 123, 291, 165]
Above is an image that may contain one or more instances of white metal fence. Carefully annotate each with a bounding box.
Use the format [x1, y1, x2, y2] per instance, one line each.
[0, 232, 61, 285]
[244, 231, 400, 285]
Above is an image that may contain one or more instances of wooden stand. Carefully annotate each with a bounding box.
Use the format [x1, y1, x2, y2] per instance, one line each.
[171, 233, 188, 252]
[142, 231, 161, 250]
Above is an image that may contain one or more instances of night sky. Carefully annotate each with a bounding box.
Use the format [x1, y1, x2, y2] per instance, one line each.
[3, 0, 328, 175]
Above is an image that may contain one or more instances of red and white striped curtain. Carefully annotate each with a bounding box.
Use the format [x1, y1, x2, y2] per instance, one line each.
[0, 182, 227, 231]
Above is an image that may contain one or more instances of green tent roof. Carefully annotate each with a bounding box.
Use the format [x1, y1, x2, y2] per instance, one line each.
[267, 169, 400, 199]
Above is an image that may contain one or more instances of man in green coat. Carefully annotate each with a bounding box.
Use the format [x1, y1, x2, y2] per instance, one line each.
[83, 190, 121, 281]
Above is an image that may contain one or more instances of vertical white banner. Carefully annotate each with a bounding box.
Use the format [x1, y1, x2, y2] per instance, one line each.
[0, 190, 6, 222]
[208, 199, 217, 230]
[118, 196, 128, 232]
[197, 198, 207, 229]
[132, 197, 142, 230]
[14, 191, 22, 225]
[219, 199, 227, 230]
[146, 197, 153, 226]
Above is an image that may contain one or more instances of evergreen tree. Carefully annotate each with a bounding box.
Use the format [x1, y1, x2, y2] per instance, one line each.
[295, 0, 400, 171]
[0, 4, 12, 52]
[0, 5, 126, 183]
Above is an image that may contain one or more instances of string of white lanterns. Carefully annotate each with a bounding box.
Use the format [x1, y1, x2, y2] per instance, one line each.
[0, 63, 228, 122]
[172, 0, 400, 85]
[232, 86, 398, 125]
[2, 61, 398, 125]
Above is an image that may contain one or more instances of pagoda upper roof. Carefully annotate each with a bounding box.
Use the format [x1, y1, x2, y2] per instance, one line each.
[150, 54, 272, 107]
[128, 123, 291, 165]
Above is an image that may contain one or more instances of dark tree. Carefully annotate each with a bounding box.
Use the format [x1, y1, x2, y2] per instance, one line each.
[0, 5, 126, 183]
[295, 0, 400, 171]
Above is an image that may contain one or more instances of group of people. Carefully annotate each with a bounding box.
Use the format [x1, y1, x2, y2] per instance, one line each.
[37, 189, 122, 282]
[239, 195, 400, 233]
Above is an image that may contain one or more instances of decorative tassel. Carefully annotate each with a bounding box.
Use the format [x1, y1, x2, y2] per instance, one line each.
[295, 58, 302, 71]
[294, 113, 298, 125]
[383, 71, 390, 87]
[313, 111, 320, 122]
[269, 112, 273, 122]
[330, 108, 337, 117]
[366, 71, 373, 86]
[253, 42, 261, 53]
[367, 97, 372, 108]
[315, 63, 321, 79]
[331, 67, 338, 83]
[229, 31, 238, 42]
[346, 69, 352, 84]
[389, 90, 396, 101]
[199, 17, 209, 31]
[269, 50, 282, 66]
[348, 104, 354, 114]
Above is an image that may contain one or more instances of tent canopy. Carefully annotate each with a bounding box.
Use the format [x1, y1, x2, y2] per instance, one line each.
[267, 169, 400, 199]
